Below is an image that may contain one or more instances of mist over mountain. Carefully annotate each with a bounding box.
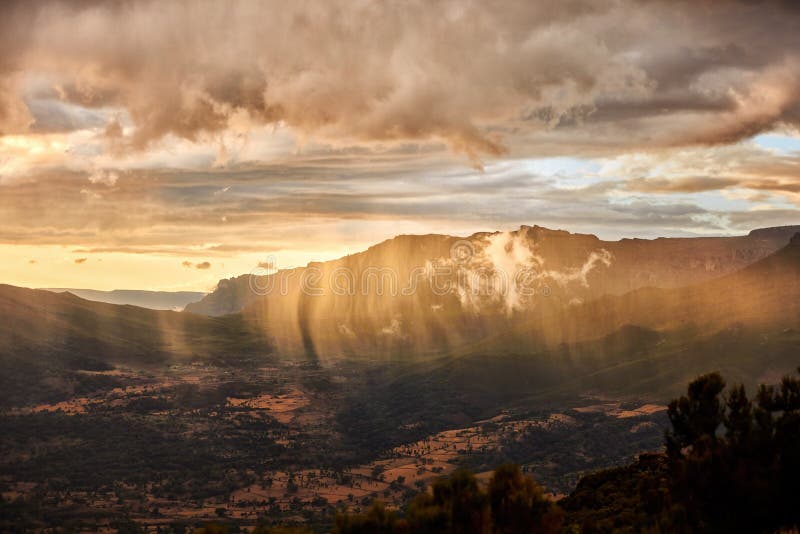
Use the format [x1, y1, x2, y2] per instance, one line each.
[3, 224, 798, 407]
[0, 226, 800, 390]
[185, 225, 800, 360]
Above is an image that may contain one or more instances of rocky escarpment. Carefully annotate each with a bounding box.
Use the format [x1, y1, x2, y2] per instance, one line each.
[186, 225, 800, 317]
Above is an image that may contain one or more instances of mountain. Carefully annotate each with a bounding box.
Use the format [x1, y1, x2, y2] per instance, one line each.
[185, 225, 800, 359]
[472, 232, 800, 397]
[43, 288, 205, 310]
[378, 233, 800, 415]
[3, 226, 799, 407]
[2, 233, 799, 529]
[187, 225, 800, 317]
[556, 231, 800, 341]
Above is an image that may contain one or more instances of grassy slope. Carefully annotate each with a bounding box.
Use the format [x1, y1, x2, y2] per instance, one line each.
[0, 285, 271, 407]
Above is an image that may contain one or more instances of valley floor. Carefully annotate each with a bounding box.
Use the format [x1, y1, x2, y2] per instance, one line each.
[0, 358, 666, 530]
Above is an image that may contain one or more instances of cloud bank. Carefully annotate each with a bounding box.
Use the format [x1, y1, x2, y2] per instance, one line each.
[1, 0, 799, 166]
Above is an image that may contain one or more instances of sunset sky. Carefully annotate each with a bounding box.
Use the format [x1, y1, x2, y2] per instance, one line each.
[1, 0, 799, 291]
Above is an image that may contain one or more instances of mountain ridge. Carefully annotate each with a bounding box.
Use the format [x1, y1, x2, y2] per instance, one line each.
[1, 233, 799, 408]
[43, 288, 206, 310]
[0, 284, 270, 407]
[187, 224, 800, 317]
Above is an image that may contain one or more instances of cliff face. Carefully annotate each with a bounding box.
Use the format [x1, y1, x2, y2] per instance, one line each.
[182, 225, 800, 359]
[533, 231, 800, 344]
[187, 225, 800, 316]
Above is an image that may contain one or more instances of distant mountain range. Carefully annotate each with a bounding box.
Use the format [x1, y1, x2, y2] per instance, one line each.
[2, 224, 800, 407]
[43, 288, 206, 310]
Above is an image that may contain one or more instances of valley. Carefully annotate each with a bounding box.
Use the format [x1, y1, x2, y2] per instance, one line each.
[0, 357, 666, 530]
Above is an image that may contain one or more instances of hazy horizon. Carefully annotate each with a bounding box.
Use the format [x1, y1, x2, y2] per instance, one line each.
[7, 221, 799, 293]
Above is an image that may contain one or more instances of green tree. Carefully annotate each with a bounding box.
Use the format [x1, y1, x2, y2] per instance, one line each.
[724, 384, 753, 448]
[333, 501, 406, 534]
[488, 464, 562, 534]
[666, 372, 726, 456]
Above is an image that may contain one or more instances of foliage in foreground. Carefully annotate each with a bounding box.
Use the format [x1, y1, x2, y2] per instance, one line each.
[9, 368, 797, 533]
[561, 367, 800, 533]
[332, 464, 562, 534]
[332, 367, 800, 533]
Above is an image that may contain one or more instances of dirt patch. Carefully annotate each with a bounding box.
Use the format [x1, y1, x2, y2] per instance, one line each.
[227, 388, 310, 423]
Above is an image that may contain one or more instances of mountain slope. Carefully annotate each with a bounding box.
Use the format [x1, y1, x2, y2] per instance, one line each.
[185, 225, 800, 360]
[456, 233, 800, 399]
[552, 231, 800, 343]
[187, 225, 800, 317]
[0, 285, 270, 407]
[3, 228, 799, 407]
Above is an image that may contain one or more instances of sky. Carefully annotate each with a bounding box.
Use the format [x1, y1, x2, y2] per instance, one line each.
[1, 0, 799, 291]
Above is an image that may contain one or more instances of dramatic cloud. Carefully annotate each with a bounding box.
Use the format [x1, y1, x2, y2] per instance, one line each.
[609, 142, 800, 205]
[1, 0, 799, 168]
[88, 169, 119, 186]
[627, 177, 742, 194]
